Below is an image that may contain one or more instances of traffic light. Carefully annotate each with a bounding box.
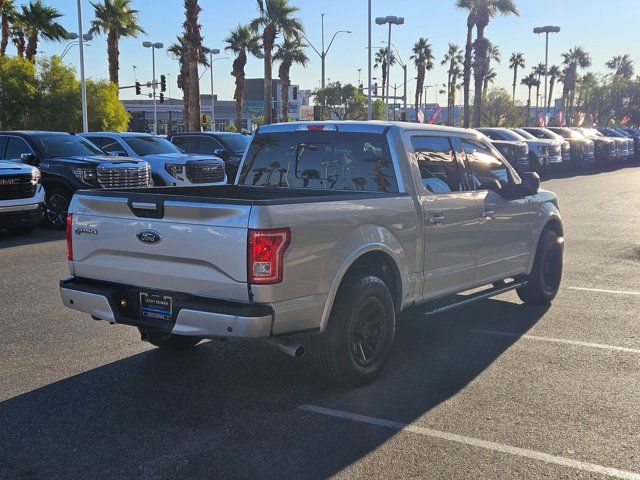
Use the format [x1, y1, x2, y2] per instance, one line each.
[160, 75, 166, 93]
[202, 114, 207, 125]
[159, 93, 165, 103]
[135, 81, 141, 95]
[292, 86, 298, 100]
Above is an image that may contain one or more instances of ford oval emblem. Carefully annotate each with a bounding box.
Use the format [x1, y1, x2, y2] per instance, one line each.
[136, 230, 162, 244]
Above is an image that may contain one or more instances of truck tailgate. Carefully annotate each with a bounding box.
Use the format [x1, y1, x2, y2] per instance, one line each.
[70, 192, 251, 302]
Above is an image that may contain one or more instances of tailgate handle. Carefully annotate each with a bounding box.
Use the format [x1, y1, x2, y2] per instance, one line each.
[127, 199, 164, 219]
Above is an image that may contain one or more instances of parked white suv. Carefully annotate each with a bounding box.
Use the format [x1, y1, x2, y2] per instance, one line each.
[0, 159, 44, 235]
[81, 132, 227, 187]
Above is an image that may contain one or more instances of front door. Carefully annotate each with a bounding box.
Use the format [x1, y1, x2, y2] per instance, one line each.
[460, 138, 536, 285]
[410, 134, 480, 301]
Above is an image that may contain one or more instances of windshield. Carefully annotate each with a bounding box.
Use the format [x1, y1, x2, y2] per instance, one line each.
[552, 128, 585, 140]
[123, 136, 181, 156]
[31, 134, 104, 158]
[601, 129, 623, 138]
[218, 134, 251, 153]
[513, 129, 536, 140]
[238, 131, 399, 193]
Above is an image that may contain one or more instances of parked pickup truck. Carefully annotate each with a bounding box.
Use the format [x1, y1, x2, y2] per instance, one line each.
[0, 159, 44, 235]
[60, 122, 564, 386]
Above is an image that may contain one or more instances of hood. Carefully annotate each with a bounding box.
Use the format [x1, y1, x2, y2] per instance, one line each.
[141, 153, 224, 164]
[523, 138, 559, 148]
[46, 155, 145, 166]
[0, 160, 36, 175]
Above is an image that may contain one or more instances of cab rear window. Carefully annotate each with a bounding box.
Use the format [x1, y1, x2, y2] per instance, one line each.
[238, 131, 399, 193]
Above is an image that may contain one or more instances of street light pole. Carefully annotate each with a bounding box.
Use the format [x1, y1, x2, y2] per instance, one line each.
[143, 41, 164, 135]
[76, 0, 88, 133]
[208, 49, 220, 131]
[534, 25, 561, 125]
[375, 16, 405, 119]
[367, 0, 372, 120]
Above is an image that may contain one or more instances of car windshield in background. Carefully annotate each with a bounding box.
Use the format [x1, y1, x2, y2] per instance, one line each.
[238, 131, 399, 193]
[123, 136, 181, 156]
[218, 134, 251, 153]
[513, 129, 536, 140]
[32, 135, 104, 158]
[496, 129, 525, 141]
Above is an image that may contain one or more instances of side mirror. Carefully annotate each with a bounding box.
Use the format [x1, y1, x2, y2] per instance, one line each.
[479, 179, 503, 194]
[20, 153, 39, 167]
[106, 150, 128, 157]
[214, 148, 229, 161]
[520, 171, 541, 196]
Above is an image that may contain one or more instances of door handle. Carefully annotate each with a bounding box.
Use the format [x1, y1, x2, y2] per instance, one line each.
[428, 213, 445, 225]
[481, 210, 495, 220]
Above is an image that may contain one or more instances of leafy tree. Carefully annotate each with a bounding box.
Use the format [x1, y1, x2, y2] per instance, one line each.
[313, 82, 367, 120]
[411, 37, 434, 121]
[274, 35, 307, 122]
[372, 99, 385, 120]
[86, 79, 130, 131]
[89, 0, 145, 86]
[34, 55, 81, 130]
[19, 0, 70, 62]
[0, 54, 37, 128]
[225, 24, 261, 130]
[480, 88, 520, 127]
[508, 51, 525, 102]
[251, 0, 303, 125]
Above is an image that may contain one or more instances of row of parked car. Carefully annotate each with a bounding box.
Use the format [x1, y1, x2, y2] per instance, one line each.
[476, 126, 640, 174]
[0, 130, 250, 235]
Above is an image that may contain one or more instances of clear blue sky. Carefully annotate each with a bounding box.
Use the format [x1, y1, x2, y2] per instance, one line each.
[12, 0, 640, 104]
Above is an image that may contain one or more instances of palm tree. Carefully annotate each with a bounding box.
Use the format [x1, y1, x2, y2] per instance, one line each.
[486, 41, 500, 70]
[225, 24, 262, 131]
[183, 0, 204, 131]
[521, 72, 539, 126]
[274, 36, 308, 122]
[441, 43, 463, 125]
[561, 46, 591, 125]
[482, 67, 497, 98]
[546, 64, 561, 110]
[606, 54, 634, 79]
[19, 0, 70, 62]
[250, 0, 303, 125]
[456, 0, 476, 127]
[508, 51, 525, 101]
[374, 47, 396, 104]
[411, 37, 434, 122]
[0, 0, 17, 56]
[481, 42, 500, 97]
[471, 0, 519, 127]
[88, 0, 145, 86]
[532, 62, 546, 117]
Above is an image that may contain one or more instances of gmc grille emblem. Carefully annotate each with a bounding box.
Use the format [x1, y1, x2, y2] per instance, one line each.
[0, 178, 20, 185]
[136, 230, 162, 244]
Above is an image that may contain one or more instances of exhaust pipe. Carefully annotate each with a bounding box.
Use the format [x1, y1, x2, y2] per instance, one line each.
[268, 338, 305, 358]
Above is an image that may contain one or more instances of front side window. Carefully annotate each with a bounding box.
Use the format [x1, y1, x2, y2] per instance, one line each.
[198, 136, 223, 155]
[238, 131, 399, 193]
[462, 139, 518, 189]
[31, 135, 102, 158]
[4, 137, 32, 160]
[411, 136, 464, 193]
[123, 136, 181, 156]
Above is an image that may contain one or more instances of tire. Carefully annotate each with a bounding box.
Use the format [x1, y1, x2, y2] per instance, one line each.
[517, 228, 564, 305]
[8, 226, 35, 235]
[45, 188, 72, 229]
[147, 334, 202, 350]
[310, 275, 396, 387]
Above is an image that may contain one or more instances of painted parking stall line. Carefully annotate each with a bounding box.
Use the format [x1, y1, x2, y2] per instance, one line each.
[568, 287, 640, 296]
[471, 329, 640, 354]
[299, 405, 640, 480]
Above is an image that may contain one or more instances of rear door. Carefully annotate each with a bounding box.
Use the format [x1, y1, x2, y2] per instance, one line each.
[71, 193, 252, 302]
[460, 138, 535, 284]
[410, 134, 480, 300]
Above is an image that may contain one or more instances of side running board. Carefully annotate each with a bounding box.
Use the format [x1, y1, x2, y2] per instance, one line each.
[424, 280, 528, 316]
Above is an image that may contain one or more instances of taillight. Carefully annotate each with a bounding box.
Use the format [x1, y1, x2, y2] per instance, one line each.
[66, 214, 73, 261]
[248, 228, 291, 284]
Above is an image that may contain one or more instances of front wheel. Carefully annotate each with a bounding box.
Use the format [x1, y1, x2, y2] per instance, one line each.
[517, 229, 564, 305]
[45, 188, 72, 229]
[310, 275, 396, 387]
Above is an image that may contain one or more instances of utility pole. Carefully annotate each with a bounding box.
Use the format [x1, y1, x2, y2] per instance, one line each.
[534, 26, 561, 125]
[375, 16, 404, 118]
[76, 0, 88, 133]
[367, 0, 372, 120]
[143, 41, 164, 135]
[208, 48, 220, 131]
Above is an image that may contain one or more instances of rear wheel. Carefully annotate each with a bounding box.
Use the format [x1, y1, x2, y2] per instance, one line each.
[310, 275, 395, 387]
[147, 334, 202, 350]
[517, 229, 564, 305]
[45, 188, 72, 229]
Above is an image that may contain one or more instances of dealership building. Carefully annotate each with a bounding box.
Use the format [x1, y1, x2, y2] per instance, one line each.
[123, 78, 311, 133]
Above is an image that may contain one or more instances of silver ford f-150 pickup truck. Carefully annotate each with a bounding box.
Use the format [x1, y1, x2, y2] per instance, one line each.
[60, 122, 564, 386]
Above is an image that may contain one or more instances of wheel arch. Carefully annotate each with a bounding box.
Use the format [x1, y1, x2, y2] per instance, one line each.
[527, 207, 564, 274]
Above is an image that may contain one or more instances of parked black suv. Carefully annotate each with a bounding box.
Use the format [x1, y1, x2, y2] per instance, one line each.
[168, 132, 250, 182]
[0, 131, 151, 228]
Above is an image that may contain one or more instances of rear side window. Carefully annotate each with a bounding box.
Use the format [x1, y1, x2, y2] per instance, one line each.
[238, 131, 399, 193]
[411, 136, 464, 193]
[171, 136, 199, 153]
[5, 137, 33, 160]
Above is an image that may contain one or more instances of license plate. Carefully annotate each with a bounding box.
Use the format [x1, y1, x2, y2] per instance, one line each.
[140, 291, 172, 321]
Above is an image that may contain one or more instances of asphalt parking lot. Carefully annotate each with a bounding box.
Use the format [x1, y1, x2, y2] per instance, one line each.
[1, 164, 639, 480]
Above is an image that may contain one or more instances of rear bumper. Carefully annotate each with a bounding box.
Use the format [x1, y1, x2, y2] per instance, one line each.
[60, 277, 273, 338]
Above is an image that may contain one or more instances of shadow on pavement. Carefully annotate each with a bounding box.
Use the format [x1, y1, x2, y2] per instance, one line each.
[1, 298, 547, 479]
[541, 159, 639, 180]
[0, 227, 65, 249]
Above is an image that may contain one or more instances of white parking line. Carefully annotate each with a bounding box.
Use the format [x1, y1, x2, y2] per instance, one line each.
[299, 405, 640, 480]
[471, 329, 640, 354]
[568, 286, 640, 296]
